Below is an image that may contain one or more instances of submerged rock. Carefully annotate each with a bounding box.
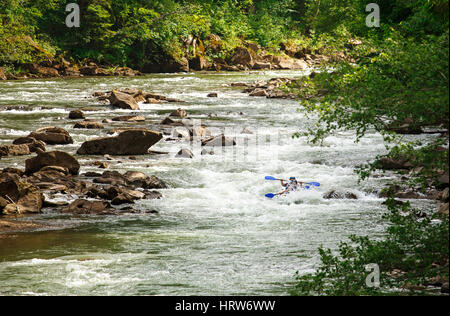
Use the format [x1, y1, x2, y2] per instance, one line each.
[323, 190, 358, 200]
[74, 120, 104, 129]
[379, 157, 413, 170]
[176, 148, 194, 158]
[77, 129, 162, 155]
[61, 199, 114, 215]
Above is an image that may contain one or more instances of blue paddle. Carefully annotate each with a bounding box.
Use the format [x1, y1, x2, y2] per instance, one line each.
[265, 176, 321, 187]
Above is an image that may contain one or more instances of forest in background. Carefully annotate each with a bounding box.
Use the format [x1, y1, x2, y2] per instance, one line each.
[1, 0, 447, 72]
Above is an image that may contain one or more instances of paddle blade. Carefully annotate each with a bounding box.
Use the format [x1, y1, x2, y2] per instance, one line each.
[265, 176, 279, 181]
[303, 186, 311, 190]
[265, 193, 276, 199]
[308, 182, 321, 187]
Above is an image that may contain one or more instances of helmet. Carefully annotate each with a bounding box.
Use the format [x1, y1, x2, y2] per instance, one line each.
[289, 177, 296, 180]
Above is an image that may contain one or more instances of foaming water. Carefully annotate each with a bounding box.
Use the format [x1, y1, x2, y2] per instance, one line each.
[0, 71, 436, 295]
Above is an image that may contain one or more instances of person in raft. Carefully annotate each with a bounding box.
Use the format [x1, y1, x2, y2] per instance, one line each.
[279, 177, 302, 195]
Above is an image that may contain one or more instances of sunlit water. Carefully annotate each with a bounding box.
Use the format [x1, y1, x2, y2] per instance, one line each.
[0, 71, 437, 295]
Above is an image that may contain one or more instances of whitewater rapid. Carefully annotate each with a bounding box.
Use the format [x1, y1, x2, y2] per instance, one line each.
[0, 71, 436, 295]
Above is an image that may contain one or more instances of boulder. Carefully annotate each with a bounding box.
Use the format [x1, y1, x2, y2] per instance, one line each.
[275, 57, 308, 70]
[323, 190, 358, 200]
[114, 67, 139, 77]
[13, 137, 46, 153]
[206, 34, 223, 52]
[249, 89, 268, 97]
[28, 127, 73, 145]
[394, 191, 425, 199]
[79, 65, 100, 76]
[252, 62, 271, 70]
[61, 199, 114, 215]
[107, 186, 145, 202]
[74, 120, 104, 129]
[2, 168, 24, 176]
[0, 173, 43, 215]
[160, 117, 176, 125]
[27, 63, 60, 77]
[379, 157, 413, 170]
[25, 151, 80, 175]
[145, 191, 163, 200]
[108, 90, 140, 110]
[231, 47, 254, 67]
[170, 108, 187, 118]
[111, 194, 135, 205]
[176, 148, 194, 159]
[241, 128, 253, 134]
[0, 144, 30, 157]
[93, 171, 167, 190]
[93, 171, 127, 186]
[112, 115, 146, 122]
[77, 129, 162, 155]
[190, 126, 211, 138]
[142, 176, 167, 190]
[173, 127, 191, 140]
[207, 93, 218, 98]
[68, 110, 85, 119]
[202, 134, 236, 147]
[190, 56, 210, 71]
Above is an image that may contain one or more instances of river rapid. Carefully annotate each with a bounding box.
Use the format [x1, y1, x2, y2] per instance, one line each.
[0, 70, 436, 295]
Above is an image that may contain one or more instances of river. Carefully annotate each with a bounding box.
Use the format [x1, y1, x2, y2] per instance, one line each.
[0, 70, 435, 295]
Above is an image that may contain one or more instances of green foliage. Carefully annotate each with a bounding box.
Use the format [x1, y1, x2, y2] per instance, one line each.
[297, 31, 449, 144]
[292, 201, 449, 296]
[292, 0, 449, 296]
[0, 0, 312, 69]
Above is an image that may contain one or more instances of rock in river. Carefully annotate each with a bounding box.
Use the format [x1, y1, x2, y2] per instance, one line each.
[13, 136, 46, 153]
[77, 129, 162, 156]
[0, 172, 43, 215]
[323, 190, 358, 200]
[202, 134, 236, 147]
[25, 151, 80, 175]
[0, 144, 30, 157]
[28, 127, 73, 145]
[61, 199, 114, 215]
[108, 90, 140, 110]
[74, 120, 104, 129]
[68, 110, 85, 119]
